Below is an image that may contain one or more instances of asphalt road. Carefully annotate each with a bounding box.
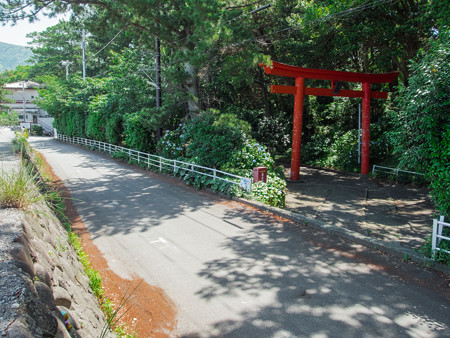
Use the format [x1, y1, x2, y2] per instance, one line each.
[25, 135, 450, 337]
[0, 127, 17, 167]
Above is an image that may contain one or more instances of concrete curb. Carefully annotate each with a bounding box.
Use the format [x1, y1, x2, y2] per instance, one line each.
[233, 197, 450, 276]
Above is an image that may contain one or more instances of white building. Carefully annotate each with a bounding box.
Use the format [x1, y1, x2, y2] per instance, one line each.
[2, 81, 53, 133]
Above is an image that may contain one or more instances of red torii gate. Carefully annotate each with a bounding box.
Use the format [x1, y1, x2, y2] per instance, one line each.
[260, 61, 399, 180]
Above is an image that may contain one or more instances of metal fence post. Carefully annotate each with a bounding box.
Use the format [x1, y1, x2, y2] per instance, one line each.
[432, 218, 438, 259]
[439, 216, 445, 239]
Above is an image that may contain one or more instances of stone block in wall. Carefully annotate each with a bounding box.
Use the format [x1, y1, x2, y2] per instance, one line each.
[1, 203, 109, 337]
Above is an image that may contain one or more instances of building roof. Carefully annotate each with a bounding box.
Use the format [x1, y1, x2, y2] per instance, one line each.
[3, 81, 44, 89]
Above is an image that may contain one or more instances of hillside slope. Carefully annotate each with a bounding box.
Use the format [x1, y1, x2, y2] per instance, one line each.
[0, 42, 33, 72]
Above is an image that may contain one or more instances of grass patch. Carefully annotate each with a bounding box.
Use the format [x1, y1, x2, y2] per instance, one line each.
[0, 160, 42, 209]
[68, 232, 136, 336]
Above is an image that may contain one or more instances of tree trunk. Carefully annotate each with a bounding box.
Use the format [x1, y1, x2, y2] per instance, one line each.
[184, 60, 200, 116]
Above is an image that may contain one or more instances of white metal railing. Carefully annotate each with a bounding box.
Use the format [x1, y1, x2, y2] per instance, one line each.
[57, 134, 252, 192]
[432, 216, 450, 258]
[372, 165, 425, 178]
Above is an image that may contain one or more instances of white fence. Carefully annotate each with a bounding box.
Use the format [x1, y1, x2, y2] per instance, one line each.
[57, 134, 252, 193]
[372, 165, 425, 179]
[432, 216, 450, 258]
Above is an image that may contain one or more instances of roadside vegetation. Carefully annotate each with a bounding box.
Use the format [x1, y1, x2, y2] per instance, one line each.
[0, 2, 448, 252]
[156, 111, 286, 207]
[1, 131, 136, 336]
[0, 78, 17, 126]
[0, 159, 41, 209]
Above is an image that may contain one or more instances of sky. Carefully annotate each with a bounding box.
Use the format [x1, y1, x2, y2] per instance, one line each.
[1, 13, 66, 47]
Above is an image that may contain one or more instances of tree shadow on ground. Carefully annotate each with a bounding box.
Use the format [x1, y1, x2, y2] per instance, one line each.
[189, 206, 449, 337]
[29, 137, 220, 239]
[285, 166, 436, 251]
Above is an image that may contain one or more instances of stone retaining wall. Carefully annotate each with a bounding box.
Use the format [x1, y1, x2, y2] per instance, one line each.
[0, 202, 110, 337]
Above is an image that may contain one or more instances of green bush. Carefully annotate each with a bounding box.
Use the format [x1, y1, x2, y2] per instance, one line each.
[157, 126, 186, 160]
[122, 109, 157, 153]
[391, 29, 450, 216]
[11, 130, 29, 153]
[105, 114, 123, 145]
[420, 229, 450, 266]
[86, 95, 107, 141]
[31, 124, 44, 136]
[157, 111, 286, 207]
[224, 138, 275, 171]
[184, 111, 245, 168]
[0, 111, 19, 126]
[251, 174, 287, 208]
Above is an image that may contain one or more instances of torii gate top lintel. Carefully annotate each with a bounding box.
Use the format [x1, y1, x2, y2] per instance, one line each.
[262, 61, 399, 83]
[260, 61, 399, 180]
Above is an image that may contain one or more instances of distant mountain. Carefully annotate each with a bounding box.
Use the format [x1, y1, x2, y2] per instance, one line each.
[0, 42, 33, 72]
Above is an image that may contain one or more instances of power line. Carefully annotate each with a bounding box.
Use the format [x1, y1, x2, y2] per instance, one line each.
[86, 28, 125, 62]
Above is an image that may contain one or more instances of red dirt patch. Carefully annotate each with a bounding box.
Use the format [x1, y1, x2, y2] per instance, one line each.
[39, 152, 177, 337]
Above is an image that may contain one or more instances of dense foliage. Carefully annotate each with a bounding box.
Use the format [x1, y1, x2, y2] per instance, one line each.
[1, 0, 448, 213]
[0, 78, 17, 126]
[157, 111, 287, 207]
[390, 29, 450, 217]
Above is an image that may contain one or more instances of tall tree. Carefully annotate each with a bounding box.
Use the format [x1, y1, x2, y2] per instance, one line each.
[1, 0, 262, 115]
[390, 29, 450, 215]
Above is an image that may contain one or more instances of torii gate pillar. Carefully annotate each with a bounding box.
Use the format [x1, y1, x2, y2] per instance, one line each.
[261, 61, 399, 180]
[291, 77, 305, 181]
[361, 82, 371, 177]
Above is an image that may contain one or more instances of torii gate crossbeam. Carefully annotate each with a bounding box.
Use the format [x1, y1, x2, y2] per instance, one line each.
[261, 61, 399, 180]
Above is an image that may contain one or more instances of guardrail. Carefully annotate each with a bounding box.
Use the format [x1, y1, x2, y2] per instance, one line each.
[432, 216, 450, 258]
[372, 165, 425, 177]
[371, 165, 427, 185]
[57, 134, 252, 192]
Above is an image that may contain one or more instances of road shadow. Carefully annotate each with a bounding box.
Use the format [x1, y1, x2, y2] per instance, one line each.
[284, 166, 436, 251]
[190, 205, 450, 337]
[29, 137, 221, 239]
[28, 136, 450, 337]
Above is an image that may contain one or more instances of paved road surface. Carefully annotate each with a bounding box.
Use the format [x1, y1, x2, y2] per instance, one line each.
[23, 135, 450, 337]
[284, 166, 435, 252]
[0, 127, 18, 169]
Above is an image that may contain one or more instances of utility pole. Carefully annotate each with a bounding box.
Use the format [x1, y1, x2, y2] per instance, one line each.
[156, 37, 161, 110]
[21, 80, 27, 122]
[155, 0, 162, 140]
[82, 29, 86, 81]
[156, 36, 162, 139]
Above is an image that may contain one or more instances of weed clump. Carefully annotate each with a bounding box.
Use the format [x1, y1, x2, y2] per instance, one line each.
[0, 161, 41, 209]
